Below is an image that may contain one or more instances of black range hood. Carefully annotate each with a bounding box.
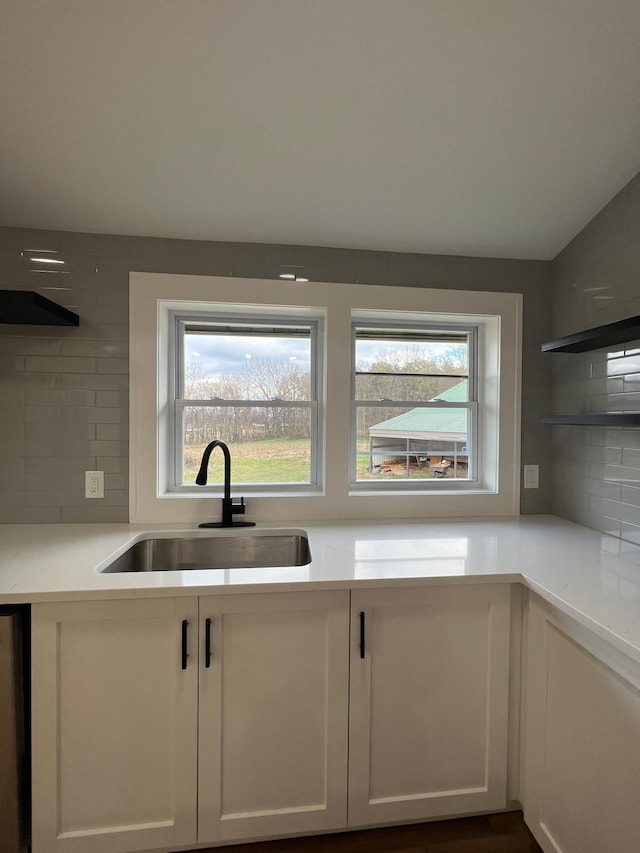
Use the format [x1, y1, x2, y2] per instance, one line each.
[0, 290, 79, 326]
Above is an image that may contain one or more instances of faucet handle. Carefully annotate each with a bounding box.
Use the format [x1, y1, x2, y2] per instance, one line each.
[231, 496, 246, 515]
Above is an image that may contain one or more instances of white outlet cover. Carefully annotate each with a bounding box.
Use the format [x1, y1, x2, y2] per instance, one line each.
[85, 470, 104, 499]
[523, 464, 539, 489]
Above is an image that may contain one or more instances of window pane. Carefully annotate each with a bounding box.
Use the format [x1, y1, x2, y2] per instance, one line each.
[182, 406, 312, 485]
[355, 374, 468, 402]
[184, 331, 311, 401]
[355, 405, 470, 481]
[355, 334, 467, 401]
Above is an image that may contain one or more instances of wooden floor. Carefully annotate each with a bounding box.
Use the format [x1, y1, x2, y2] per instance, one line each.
[192, 812, 542, 852]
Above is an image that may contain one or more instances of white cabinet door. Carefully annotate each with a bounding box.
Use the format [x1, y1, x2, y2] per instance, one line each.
[523, 596, 640, 853]
[198, 589, 350, 843]
[348, 584, 511, 826]
[31, 597, 199, 853]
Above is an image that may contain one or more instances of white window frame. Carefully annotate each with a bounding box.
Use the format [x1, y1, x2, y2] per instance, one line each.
[168, 310, 323, 494]
[350, 318, 478, 491]
[129, 274, 522, 524]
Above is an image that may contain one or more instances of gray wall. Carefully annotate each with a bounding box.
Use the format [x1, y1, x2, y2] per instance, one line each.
[550, 173, 640, 561]
[0, 225, 552, 523]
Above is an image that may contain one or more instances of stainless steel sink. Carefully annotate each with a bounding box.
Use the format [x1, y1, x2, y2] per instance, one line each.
[101, 532, 311, 573]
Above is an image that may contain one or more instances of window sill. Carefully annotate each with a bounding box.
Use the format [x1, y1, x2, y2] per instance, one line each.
[161, 488, 325, 500]
[348, 486, 494, 498]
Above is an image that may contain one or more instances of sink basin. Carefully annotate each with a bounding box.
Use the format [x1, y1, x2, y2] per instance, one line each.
[101, 532, 311, 573]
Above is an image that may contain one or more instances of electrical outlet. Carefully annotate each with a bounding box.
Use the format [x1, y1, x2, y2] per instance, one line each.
[523, 464, 539, 489]
[85, 470, 104, 499]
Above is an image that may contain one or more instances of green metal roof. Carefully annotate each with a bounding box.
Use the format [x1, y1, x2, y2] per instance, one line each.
[368, 380, 468, 437]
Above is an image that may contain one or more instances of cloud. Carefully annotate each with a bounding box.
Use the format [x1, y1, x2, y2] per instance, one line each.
[185, 333, 311, 377]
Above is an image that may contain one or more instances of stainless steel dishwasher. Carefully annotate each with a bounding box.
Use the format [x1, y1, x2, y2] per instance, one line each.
[0, 605, 28, 853]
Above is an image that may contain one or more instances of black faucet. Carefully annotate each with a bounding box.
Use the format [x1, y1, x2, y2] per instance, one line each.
[195, 440, 256, 528]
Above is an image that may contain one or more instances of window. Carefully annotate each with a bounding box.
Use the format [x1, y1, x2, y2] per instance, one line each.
[168, 311, 323, 493]
[351, 319, 477, 489]
[130, 274, 521, 523]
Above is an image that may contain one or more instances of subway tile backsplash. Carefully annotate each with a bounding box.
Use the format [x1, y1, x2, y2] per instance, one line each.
[1, 226, 555, 523]
[0, 237, 129, 522]
[551, 172, 640, 555]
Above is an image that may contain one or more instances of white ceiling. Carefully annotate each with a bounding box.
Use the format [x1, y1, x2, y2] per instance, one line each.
[1, 1, 639, 260]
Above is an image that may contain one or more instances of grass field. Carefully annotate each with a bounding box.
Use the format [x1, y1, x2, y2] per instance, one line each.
[184, 438, 311, 484]
[184, 438, 465, 483]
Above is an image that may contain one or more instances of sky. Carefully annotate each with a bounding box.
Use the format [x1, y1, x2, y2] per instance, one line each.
[185, 332, 311, 378]
[185, 333, 466, 379]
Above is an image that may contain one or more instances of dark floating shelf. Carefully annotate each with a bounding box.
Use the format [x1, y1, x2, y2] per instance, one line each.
[542, 315, 640, 354]
[542, 414, 640, 426]
[542, 316, 640, 425]
[0, 290, 79, 326]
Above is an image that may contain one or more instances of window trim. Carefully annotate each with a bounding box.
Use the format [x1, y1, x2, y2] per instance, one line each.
[129, 274, 522, 524]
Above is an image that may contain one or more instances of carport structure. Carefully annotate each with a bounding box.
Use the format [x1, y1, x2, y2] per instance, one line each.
[367, 381, 469, 478]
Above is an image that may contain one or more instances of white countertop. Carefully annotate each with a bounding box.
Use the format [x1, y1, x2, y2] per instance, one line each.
[1, 514, 639, 662]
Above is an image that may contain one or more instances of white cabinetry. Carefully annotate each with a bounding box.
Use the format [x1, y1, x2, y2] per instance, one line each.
[197, 591, 349, 842]
[348, 584, 511, 826]
[31, 583, 512, 852]
[31, 590, 350, 853]
[523, 595, 640, 853]
[31, 597, 199, 853]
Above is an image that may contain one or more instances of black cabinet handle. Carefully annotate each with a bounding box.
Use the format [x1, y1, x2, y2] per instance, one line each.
[181, 619, 189, 670]
[205, 617, 212, 668]
[359, 611, 366, 659]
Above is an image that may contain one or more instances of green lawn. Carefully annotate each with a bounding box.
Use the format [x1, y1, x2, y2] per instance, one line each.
[184, 438, 311, 484]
